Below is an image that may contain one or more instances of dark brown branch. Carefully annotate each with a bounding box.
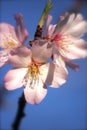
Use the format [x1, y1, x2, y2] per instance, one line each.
[12, 92, 26, 130]
[34, 25, 43, 40]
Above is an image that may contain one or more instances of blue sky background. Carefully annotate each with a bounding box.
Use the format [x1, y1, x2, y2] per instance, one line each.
[0, 0, 87, 130]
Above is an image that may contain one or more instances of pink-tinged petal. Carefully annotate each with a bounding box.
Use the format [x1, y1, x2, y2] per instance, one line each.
[52, 12, 70, 37]
[52, 13, 87, 38]
[8, 46, 32, 67]
[14, 14, 28, 43]
[0, 50, 9, 68]
[59, 15, 65, 21]
[40, 62, 68, 88]
[0, 62, 6, 68]
[32, 39, 52, 63]
[4, 68, 28, 90]
[59, 12, 69, 21]
[48, 63, 68, 88]
[48, 24, 56, 37]
[43, 15, 53, 37]
[65, 61, 79, 71]
[59, 38, 87, 60]
[24, 80, 47, 104]
[39, 63, 50, 83]
[58, 13, 87, 37]
[62, 14, 87, 37]
[60, 13, 77, 34]
[65, 21, 87, 37]
[53, 54, 66, 69]
[0, 23, 20, 49]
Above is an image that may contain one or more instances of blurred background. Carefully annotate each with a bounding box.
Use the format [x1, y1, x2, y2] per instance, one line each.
[0, 0, 87, 130]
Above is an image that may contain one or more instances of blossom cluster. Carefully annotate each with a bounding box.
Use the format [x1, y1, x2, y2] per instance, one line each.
[0, 5, 87, 104]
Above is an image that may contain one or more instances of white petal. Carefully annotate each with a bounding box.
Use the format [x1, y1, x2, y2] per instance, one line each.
[9, 46, 32, 67]
[48, 24, 56, 37]
[59, 38, 87, 60]
[61, 13, 75, 33]
[39, 63, 50, 83]
[40, 62, 68, 88]
[32, 39, 52, 63]
[65, 21, 87, 37]
[43, 15, 53, 37]
[4, 68, 28, 90]
[0, 50, 9, 67]
[24, 80, 47, 104]
[0, 23, 20, 49]
[48, 63, 68, 88]
[53, 13, 87, 39]
[14, 14, 28, 43]
[52, 13, 75, 37]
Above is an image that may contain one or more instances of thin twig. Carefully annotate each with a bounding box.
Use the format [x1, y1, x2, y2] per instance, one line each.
[12, 92, 26, 130]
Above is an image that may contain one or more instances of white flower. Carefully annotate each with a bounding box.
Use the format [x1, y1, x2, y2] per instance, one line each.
[43, 13, 87, 71]
[0, 14, 28, 68]
[4, 46, 68, 104]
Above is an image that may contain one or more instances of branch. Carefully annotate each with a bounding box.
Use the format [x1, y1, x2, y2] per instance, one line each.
[34, 0, 53, 40]
[12, 92, 26, 130]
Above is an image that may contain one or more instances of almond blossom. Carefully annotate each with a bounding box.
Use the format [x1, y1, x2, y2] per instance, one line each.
[43, 13, 87, 71]
[0, 14, 28, 67]
[4, 45, 68, 104]
[1, 0, 68, 105]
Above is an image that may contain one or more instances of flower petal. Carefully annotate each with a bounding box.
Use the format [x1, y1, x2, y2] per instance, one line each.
[4, 68, 28, 90]
[24, 80, 47, 104]
[64, 14, 87, 37]
[40, 62, 68, 88]
[65, 60, 79, 71]
[43, 15, 53, 37]
[32, 39, 52, 63]
[14, 14, 28, 43]
[65, 21, 87, 37]
[48, 24, 56, 37]
[0, 23, 20, 49]
[53, 13, 87, 38]
[47, 63, 68, 88]
[0, 50, 9, 68]
[52, 12, 69, 37]
[9, 46, 32, 67]
[59, 38, 87, 60]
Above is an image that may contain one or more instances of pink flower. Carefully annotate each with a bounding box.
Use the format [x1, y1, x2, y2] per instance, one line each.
[4, 45, 68, 104]
[44, 13, 87, 71]
[0, 14, 28, 67]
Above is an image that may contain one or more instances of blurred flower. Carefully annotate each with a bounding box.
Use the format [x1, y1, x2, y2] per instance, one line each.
[0, 14, 28, 67]
[4, 45, 68, 104]
[43, 13, 87, 71]
[0, 50, 8, 67]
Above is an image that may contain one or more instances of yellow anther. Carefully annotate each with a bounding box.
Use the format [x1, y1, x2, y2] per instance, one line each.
[27, 61, 41, 81]
[8, 41, 17, 47]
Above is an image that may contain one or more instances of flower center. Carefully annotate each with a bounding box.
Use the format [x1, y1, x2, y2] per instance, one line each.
[4, 37, 19, 50]
[27, 61, 41, 80]
[52, 34, 73, 56]
[23, 60, 42, 89]
[52, 34, 62, 42]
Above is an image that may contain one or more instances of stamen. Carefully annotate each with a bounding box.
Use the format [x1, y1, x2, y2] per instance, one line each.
[52, 34, 73, 56]
[23, 60, 41, 89]
[52, 34, 62, 42]
[4, 36, 19, 49]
